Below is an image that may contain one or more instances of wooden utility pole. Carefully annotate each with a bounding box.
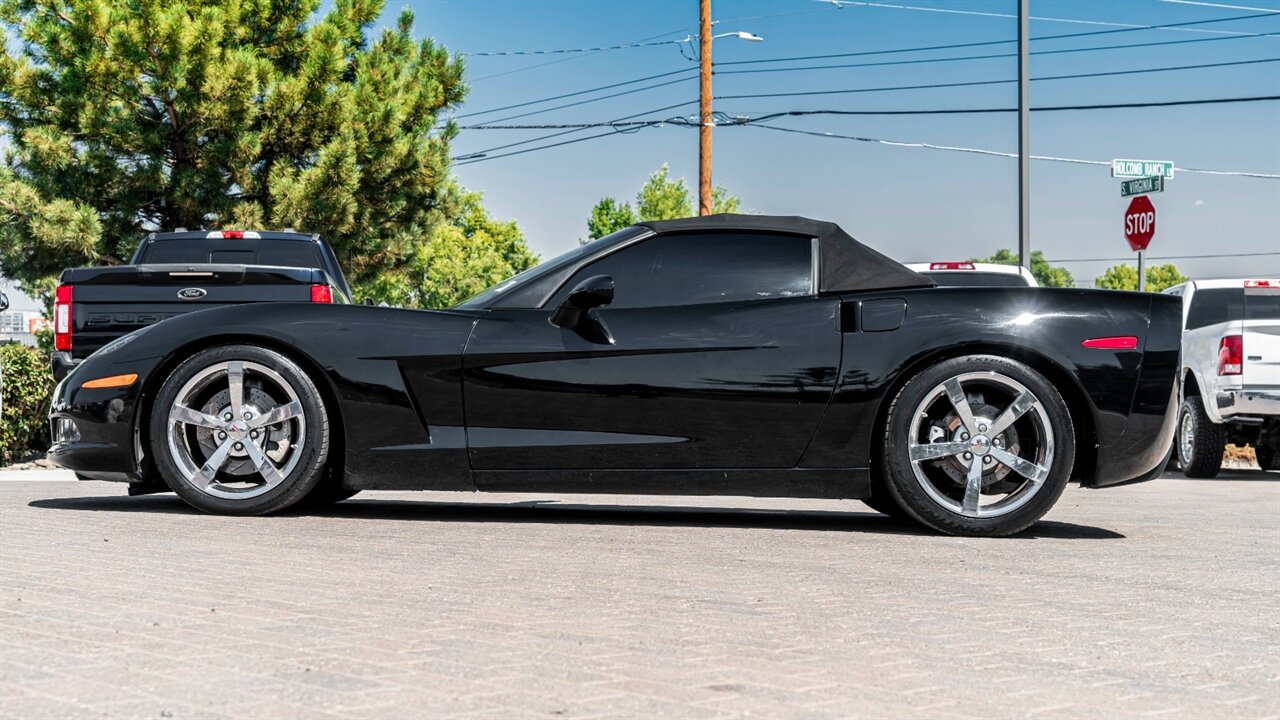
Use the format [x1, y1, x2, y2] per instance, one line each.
[699, 0, 713, 216]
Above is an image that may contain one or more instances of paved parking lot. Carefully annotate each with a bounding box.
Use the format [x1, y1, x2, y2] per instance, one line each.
[1, 469, 1277, 719]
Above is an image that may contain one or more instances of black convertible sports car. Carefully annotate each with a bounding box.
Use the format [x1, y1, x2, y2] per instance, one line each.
[48, 215, 1181, 536]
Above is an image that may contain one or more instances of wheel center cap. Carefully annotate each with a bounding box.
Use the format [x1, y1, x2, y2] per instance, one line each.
[969, 435, 991, 456]
[225, 420, 249, 440]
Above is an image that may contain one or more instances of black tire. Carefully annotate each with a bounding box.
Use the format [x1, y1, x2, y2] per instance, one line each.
[881, 355, 1075, 537]
[1176, 395, 1224, 479]
[293, 467, 360, 509]
[859, 494, 911, 520]
[1256, 445, 1278, 472]
[149, 344, 330, 515]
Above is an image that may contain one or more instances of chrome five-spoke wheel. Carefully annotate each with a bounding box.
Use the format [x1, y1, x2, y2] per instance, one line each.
[167, 360, 305, 499]
[151, 345, 330, 515]
[906, 371, 1053, 519]
[882, 355, 1075, 536]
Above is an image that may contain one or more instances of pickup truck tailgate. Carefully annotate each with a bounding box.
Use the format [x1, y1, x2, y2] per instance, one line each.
[64, 264, 327, 359]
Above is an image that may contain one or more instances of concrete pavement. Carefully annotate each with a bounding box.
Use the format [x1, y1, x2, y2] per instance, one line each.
[1, 470, 1278, 719]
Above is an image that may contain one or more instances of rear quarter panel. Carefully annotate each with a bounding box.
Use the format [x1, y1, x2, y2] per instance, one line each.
[800, 287, 1180, 486]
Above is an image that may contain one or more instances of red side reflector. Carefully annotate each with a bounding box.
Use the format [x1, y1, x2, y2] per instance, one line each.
[929, 262, 976, 270]
[1081, 336, 1138, 350]
[54, 284, 73, 351]
[1218, 335, 1243, 376]
[310, 284, 333, 303]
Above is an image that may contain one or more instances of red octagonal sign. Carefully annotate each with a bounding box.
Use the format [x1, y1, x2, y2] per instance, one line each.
[1124, 195, 1156, 252]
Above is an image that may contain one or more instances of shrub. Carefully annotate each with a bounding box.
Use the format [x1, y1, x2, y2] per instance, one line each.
[1, 343, 54, 465]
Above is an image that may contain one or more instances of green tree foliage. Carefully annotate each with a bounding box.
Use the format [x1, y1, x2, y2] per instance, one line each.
[584, 164, 741, 242]
[0, 343, 53, 465]
[972, 249, 1075, 288]
[586, 197, 636, 242]
[1, 0, 527, 307]
[1095, 263, 1188, 292]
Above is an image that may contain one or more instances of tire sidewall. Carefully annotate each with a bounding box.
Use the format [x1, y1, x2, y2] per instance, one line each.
[882, 354, 1076, 537]
[149, 344, 329, 515]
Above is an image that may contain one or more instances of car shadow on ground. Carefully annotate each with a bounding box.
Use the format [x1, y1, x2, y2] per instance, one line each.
[29, 494, 1125, 540]
[1163, 467, 1277, 482]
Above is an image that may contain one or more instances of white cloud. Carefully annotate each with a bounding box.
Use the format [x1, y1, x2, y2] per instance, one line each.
[1194, 199, 1206, 206]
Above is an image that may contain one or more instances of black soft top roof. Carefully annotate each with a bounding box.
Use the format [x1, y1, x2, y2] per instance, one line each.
[636, 214, 933, 294]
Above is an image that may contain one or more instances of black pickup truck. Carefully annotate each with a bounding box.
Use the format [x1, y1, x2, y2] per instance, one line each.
[52, 230, 351, 380]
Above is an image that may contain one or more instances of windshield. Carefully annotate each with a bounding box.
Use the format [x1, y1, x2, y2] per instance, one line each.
[454, 226, 648, 309]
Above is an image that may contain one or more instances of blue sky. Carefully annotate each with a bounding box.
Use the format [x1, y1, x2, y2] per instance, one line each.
[399, 0, 1280, 286]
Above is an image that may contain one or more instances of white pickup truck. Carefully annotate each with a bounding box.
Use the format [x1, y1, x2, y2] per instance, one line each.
[1164, 279, 1280, 476]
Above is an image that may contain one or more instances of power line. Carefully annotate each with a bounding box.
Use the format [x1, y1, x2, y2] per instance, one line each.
[717, 12, 1280, 67]
[459, 68, 696, 119]
[747, 122, 1280, 179]
[1045, 252, 1280, 263]
[818, 1, 1279, 36]
[473, 76, 696, 127]
[456, 95, 1280, 129]
[715, 57, 1280, 100]
[454, 101, 697, 164]
[717, 33, 1260, 76]
[469, 27, 694, 82]
[1154, 0, 1280, 12]
[464, 38, 687, 57]
[456, 12, 1280, 129]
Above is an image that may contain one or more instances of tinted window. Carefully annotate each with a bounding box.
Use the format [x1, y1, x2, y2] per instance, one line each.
[1245, 291, 1280, 320]
[1186, 288, 1244, 330]
[140, 239, 324, 269]
[554, 232, 813, 309]
[921, 271, 1029, 287]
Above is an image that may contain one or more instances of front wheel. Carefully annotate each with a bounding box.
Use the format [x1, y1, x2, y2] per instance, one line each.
[150, 345, 331, 515]
[881, 355, 1075, 537]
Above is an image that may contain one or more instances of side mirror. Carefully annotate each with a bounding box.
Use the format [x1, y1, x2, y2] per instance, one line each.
[551, 275, 614, 329]
[362, 298, 375, 306]
[551, 275, 615, 344]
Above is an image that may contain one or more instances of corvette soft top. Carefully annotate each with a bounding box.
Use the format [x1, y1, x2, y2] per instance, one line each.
[637, 214, 935, 294]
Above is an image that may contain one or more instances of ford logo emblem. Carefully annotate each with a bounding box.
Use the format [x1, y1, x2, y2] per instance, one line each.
[177, 288, 207, 300]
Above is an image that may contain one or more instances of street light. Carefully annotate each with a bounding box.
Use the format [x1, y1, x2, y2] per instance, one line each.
[698, 4, 764, 215]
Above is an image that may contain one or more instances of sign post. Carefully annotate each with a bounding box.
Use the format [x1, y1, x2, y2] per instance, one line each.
[1124, 195, 1157, 291]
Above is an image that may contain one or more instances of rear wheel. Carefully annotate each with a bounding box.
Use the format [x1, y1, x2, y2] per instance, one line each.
[859, 494, 910, 520]
[150, 345, 330, 515]
[1177, 395, 1224, 479]
[881, 355, 1075, 537]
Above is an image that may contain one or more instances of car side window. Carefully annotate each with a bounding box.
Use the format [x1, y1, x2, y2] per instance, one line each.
[1185, 288, 1244, 330]
[549, 232, 814, 309]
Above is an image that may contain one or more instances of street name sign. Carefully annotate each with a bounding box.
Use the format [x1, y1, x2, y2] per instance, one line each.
[1124, 196, 1156, 252]
[1121, 175, 1164, 197]
[1112, 159, 1175, 179]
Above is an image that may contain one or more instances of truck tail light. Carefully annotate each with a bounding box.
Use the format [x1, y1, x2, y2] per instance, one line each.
[54, 284, 73, 351]
[204, 230, 260, 239]
[310, 284, 333, 303]
[929, 262, 976, 270]
[1218, 335, 1243, 376]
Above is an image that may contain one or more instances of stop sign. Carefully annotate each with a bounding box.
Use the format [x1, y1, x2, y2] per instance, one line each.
[1124, 195, 1156, 251]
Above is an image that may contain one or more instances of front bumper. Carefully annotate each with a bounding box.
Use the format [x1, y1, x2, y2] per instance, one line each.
[46, 355, 154, 483]
[1216, 388, 1280, 420]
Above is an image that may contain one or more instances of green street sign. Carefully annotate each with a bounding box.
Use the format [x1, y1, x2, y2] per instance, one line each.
[1121, 175, 1164, 197]
[1112, 159, 1175, 179]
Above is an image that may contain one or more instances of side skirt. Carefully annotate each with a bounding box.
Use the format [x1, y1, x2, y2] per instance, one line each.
[471, 468, 871, 500]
